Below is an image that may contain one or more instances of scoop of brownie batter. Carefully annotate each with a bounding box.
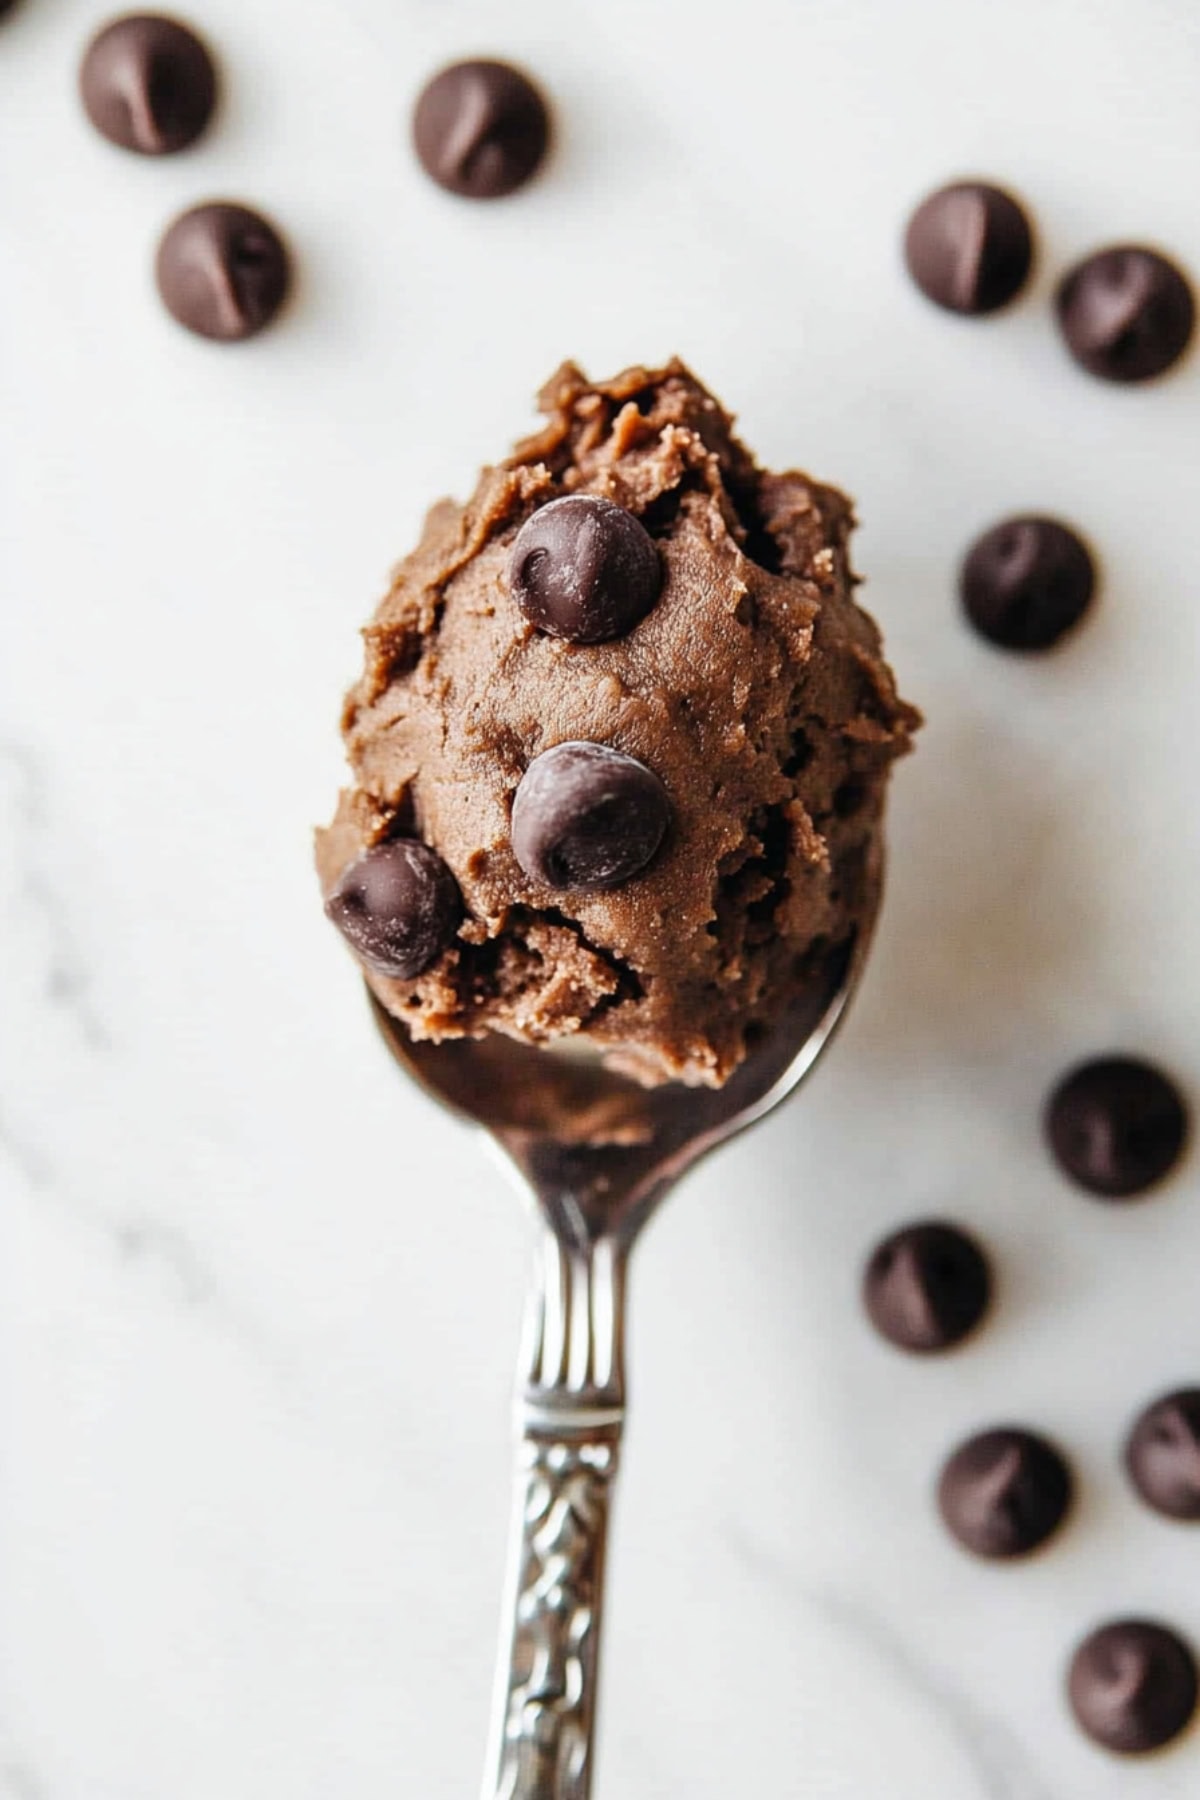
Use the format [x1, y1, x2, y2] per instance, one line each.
[317, 361, 918, 1086]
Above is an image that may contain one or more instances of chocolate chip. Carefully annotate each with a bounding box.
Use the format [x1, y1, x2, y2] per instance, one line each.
[863, 1221, 991, 1353]
[960, 516, 1095, 651]
[1125, 1390, 1200, 1522]
[80, 14, 217, 155]
[509, 496, 662, 643]
[1045, 1056, 1188, 1199]
[512, 742, 670, 893]
[1068, 1621, 1198, 1755]
[155, 202, 290, 341]
[904, 181, 1033, 315]
[937, 1427, 1073, 1559]
[1056, 246, 1195, 383]
[412, 59, 549, 200]
[325, 840, 461, 980]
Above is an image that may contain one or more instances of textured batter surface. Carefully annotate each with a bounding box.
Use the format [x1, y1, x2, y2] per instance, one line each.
[317, 361, 918, 1085]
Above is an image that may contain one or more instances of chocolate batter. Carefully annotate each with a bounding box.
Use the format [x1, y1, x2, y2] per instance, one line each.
[317, 361, 917, 1086]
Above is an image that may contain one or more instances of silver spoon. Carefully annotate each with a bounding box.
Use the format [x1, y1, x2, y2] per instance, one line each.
[370, 871, 881, 1800]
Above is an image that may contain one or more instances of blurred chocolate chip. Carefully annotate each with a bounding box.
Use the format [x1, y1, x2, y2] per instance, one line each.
[863, 1220, 992, 1353]
[1068, 1621, 1198, 1754]
[1045, 1056, 1188, 1199]
[80, 14, 217, 155]
[904, 180, 1033, 315]
[412, 58, 549, 199]
[960, 515, 1095, 651]
[509, 495, 662, 643]
[938, 1427, 1073, 1559]
[1056, 246, 1195, 382]
[1125, 1390, 1200, 1521]
[325, 840, 461, 980]
[512, 742, 670, 893]
[155, 202, 290, 341]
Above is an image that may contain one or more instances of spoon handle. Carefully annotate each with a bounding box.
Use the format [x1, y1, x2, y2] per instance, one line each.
[483, 1231, 628, 1800]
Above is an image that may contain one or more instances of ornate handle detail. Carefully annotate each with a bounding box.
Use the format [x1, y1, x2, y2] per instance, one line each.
[484, 1234, 628, 1800]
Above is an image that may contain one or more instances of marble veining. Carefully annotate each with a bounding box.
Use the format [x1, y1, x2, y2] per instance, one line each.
[0, 742, 110, 1055]
[811, 1589, 1061, 1800]
[0, 1098, 53, 1194]
[719, 1517, 1059, 1799]
[0, 740, 224, 1309]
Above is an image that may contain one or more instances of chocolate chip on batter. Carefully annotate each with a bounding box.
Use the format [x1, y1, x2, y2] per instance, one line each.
[1068, 1621, 1198, 1755]
[412, 58, 549, 200]
[509, 495, 662, 643]
[155, 202, 290, 341]
[80, 14, 217, 155]
[862, 1220, 991, 1353]
[1125, 1390, 1200, 1521]
[1056, 246, 1195, 383]
[325, 840, 462, 980]
[1044, 1055, 1188, 1199]
[904, 180, 1033, 315]
[512, 742, 671, 893]
[960, 515, 1095, 651]
[937, 1427, 1073, 1559]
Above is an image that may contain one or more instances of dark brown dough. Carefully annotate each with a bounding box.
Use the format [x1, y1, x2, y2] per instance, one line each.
[317, 361, 918, 1086]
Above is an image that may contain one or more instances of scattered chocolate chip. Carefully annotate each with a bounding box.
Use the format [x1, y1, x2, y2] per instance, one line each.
[412, 58, 549, 200]
[325, 840, 461, 980]
[509, 495, 662, 643]
[959, 515, 1095, 652]
[1056, 246, 1195, 383]
[937, 1427, 1073, 1559]
[863, 1220, 991, 1353]
[903, 181, 1033, 315]
[1045, 1056, 1188, 1199]
[1125, 1390, 1200, 1521]
[1068, 1621, 1198, 1755]
[512, 742, 670, 893]
[155, 202, 290, 341]
[80, 14, 217, 155]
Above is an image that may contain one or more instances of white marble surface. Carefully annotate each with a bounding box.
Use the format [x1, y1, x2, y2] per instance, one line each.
[2, 0, 1199, 1794]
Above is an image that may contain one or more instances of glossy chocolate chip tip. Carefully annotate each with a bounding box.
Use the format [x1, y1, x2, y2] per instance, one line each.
[1056, 246, 1195, 383]
[937, 1426, 1073, 1559]
[960, 516, 1095, 652]
[1068, 1621, 1198, 1755]
[509, 494, 662, 643]
[325, 839, 462, 982]
[155, 201, 290, 342]
[80, 14, 217, 155]
[413, 58, 550, 199]
[1045, 1055, 1189, 1199]
[904, 180, 1034, 315]
[512, 741, 671, 893]
[1125, 1390, 1200, 1522]
[862, 1219, 992, 1353]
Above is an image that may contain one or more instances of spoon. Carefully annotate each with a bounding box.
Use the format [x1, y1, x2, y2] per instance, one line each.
[370, 872, 880, 1800]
